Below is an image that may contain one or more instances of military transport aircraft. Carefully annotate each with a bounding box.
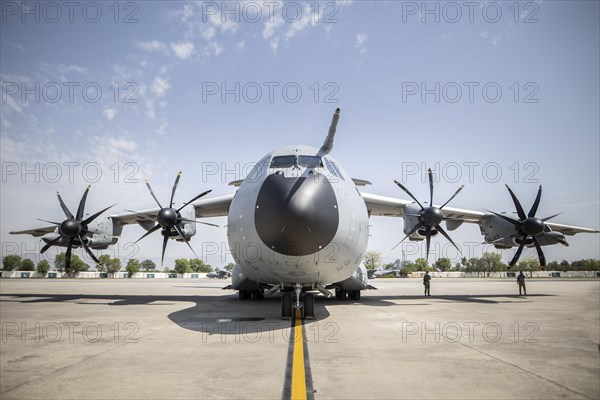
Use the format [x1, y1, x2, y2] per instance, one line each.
[10, 109, 599, 319]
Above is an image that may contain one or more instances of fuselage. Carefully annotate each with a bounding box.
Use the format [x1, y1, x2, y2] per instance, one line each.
[227, 145, 369, 289]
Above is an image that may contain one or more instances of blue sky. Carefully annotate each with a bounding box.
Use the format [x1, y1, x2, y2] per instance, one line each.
[1, 0, 598, 268]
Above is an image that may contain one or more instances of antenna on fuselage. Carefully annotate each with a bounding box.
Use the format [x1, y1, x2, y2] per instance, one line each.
[319, 108, 340, 155]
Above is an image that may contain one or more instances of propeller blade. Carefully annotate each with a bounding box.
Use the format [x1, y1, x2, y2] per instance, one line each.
[76, 185, 91, 220]
[532, 236, 546, 267]
[65, 238, 74, 273]
[37, 218, 61, 226]
[79, 236, 100, 264]
[41, 236, 62, 254]
[393, 180, 424, 210]
[169, 171, 182, 208]
[57, 192, 74, 219]
[391, 222, 423, 250]
[440, 185, 465, 209]
[82, 204, 116, 225]
[425, 226, 432, 261]
[177, 190, 213, 212]
[508, 241, 526, 267]
[145, 180, 163, 209]
[179, 218, 220, 227]
[160, 232, 169, 266]
[174, 224, 199, 259]
[436, 225, 462, 254]
[528, 185, 542, 218]
[428, 169, 434, 206]
[485, 209, 521, 227]
[541, 212, 564, 222]
[505, 185, 527, 220]
[134, 224, 161, 244]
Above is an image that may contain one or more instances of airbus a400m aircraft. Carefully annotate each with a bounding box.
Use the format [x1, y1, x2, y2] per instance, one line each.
[11, 109, 599, 319]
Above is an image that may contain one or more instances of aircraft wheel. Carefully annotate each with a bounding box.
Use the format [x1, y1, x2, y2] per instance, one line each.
[349, 290, 361, 301]
[304, 293, 315, 319]
[282, 293, 293, 320]
[335, 289, 347, 300]
[252, 290, 264, 301]
[238, 290, 251, 301]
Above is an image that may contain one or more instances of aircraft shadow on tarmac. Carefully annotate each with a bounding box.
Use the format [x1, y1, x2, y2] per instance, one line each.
[0, 292, 554, 335]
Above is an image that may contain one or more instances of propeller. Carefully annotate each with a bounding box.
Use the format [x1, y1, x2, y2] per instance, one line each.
[38, 185, 114, 272]
[486, 185, 560, 270]
[135, 171, 214, 265]
[392, 169, 464, 260]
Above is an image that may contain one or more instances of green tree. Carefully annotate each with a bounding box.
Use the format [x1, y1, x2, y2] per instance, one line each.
[174, 258, 191, 274]
[69, 255, 88, 277]
[224, 262, 235, 272]
[36, 259, 51, 276]
[2, 255, 22, 271]
[55, 253, 66, 273]
[414, 258, 429, 271]
[363, 250, 382, 270]
[105, 258, 121, 275]
[517, 258, 540, 276]
[126, 259, 140, 278]
[476, 252, 505, 276]
[433, 257, 452, 272]
[400, 260, 417, 274]
[141, 259, 156, 272]
[97, 254, 111, 272]
[21, 259, 35, 271]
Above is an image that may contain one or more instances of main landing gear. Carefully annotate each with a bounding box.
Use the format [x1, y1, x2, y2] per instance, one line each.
[281, 284, 315, 320]
[335, 289, 361, 300]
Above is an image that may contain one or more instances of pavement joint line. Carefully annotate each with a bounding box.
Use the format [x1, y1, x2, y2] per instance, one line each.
[456, 341, 594, 400]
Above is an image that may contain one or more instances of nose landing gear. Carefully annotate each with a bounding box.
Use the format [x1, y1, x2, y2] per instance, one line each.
[281, 284, 315, 320]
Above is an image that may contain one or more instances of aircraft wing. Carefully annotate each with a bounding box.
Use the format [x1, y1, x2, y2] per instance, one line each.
[361, 192, 597, 235]
[110, 194, 234, 226]
[544, 222, 599, 236]
[9, 226, 57, 237]
[361, 192, 484, 221]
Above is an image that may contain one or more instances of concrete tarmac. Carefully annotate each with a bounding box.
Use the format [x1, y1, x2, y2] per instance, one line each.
[0, 278, 598, 399]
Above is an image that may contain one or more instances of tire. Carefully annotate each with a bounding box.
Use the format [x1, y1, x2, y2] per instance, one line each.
[238, 290, 251, 301]
[335, 289, 347, 300]
[252, 290, 264, 301]
[304, 293, 315, 319]
[282, 293, 293, 320]
[349, 290, 361, 301]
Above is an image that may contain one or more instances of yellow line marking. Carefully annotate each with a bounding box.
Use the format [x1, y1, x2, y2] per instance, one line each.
[291, 308, 307, 400]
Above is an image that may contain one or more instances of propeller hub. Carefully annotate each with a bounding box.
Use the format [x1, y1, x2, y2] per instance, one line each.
[522, 217, 544, 236]
[157, 208, 179, 228]
[421, 207, 443, 227]
[60, 219, 82, 237]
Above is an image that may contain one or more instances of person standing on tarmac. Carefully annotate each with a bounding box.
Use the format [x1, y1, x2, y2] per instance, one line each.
[517, 271, 527, 295]
[423, 272, 431, 296]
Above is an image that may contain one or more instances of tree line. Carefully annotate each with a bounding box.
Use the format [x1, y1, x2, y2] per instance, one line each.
[1, 255, 237, 278]
[363, 250, 600, 273]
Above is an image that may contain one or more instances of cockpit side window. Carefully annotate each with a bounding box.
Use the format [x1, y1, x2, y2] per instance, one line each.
[270, 155, 323, 169]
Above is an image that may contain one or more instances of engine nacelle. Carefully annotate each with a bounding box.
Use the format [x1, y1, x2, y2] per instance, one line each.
[86, 234, 118, 249]
[174, 205, 197, 242]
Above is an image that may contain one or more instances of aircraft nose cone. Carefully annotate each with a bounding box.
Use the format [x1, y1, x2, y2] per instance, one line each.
[421, 207, 443, 227]
[255, 172, 339, 256]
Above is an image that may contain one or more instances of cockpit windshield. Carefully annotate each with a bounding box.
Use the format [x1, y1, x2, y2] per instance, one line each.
[270, 155, 323, 168]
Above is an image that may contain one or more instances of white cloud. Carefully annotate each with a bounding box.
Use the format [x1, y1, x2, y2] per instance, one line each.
[38, 62, 89, 81]
[137, 40, 168, 54]
[170, 41, 196, 60]
[355, 32, 368, 54]
[237, 39, 246, 54]
[151, 77, 171, 97]
[480, 31, 488, 39]
[103, 108, 118, 121]
[492, 35, 502, 46]
[356, 32, 368, 47]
